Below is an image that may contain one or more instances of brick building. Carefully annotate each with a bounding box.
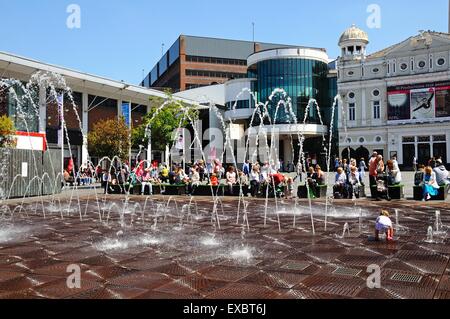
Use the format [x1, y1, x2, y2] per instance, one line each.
[141, 35, 299, 92]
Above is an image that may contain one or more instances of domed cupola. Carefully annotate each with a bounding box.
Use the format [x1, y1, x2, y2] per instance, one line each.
[339, 24, 369, 60]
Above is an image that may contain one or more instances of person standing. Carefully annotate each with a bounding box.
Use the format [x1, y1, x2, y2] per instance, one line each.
[249, 165, 261, 197]
[242, 160, 251, 177]
[358, 157, 367, 184]
[369, 152, 379, 187]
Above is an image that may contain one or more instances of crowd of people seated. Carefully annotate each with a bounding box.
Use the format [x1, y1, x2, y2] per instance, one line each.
[332, 157, 366, 199]
[62, 153, 450, 201]
[91, 159, 295, 198]
[414, 157, 450, 201]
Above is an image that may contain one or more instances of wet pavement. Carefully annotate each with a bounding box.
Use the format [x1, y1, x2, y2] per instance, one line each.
[0, 195, 449, 299]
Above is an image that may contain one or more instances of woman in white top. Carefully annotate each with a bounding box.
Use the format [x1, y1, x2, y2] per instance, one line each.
[188, 167, 200, 195]
[226, 166, 237, 195]
[386, 160, 402, 185]
[334, 167, 348, 198]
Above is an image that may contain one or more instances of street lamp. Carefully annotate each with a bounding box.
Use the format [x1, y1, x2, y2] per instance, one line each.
[145, 126, 152, 167]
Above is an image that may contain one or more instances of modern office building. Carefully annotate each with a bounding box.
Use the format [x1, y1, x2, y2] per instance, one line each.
[175, 46, 338, 169]
[141, 35, 299, 92]
[337, 25, 450, 168]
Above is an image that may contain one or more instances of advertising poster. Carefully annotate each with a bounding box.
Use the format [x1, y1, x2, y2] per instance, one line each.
[435, 86, 450, 118]
[388, 90, 410, 120]
[410, 88, 435, 120]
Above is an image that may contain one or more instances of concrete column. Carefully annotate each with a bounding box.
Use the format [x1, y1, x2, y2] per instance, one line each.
[361, 90, 366, 126]
[283, 138, 293, 170]
[38, 84, 46, 134]
[81, 92, 89, 166]
[117, 99, 122, 120]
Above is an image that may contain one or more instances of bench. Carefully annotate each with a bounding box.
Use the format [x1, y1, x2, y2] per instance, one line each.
[107, 184, 125, 194]
[225, 185, 250, 197]
[370, 184, 404, 200]
[160, 184, 187, 196]
[298, 184, 327, 199]
[413, 185, 449, 201]
[191, 185, 225, 197]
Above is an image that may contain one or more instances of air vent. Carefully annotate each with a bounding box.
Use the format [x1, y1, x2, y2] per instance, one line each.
[281, 261, 310, 271]
[332, 267, 362, 277]
[390, 273, 422, 284]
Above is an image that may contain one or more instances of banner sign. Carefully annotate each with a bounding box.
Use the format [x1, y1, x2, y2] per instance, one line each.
[121, 102, 131, 127]
[388, 81, 450, 121]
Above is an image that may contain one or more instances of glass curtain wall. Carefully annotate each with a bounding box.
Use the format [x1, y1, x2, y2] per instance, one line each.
[253, 58, 329, 124]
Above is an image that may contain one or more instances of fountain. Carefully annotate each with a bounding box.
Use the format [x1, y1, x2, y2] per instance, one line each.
[434, 210, 446, 236]
[425, 226, 435, 244]
[336, 222, 351, 239]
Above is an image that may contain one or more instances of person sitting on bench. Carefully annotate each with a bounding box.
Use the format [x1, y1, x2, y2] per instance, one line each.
[188, 167, 200, 195]
[226, 166, 237, 195]
[414, 164, 425, 186]
[386, 160, 402, 186]
[141, 168, 153, 195]
[348, 166, 361, 199]
[433, 159, 450, 187]
[421, 166, 440, 201]
[334, 167, 348, 199]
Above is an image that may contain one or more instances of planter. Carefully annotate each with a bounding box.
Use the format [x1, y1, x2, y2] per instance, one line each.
[298, 185, 327, 199]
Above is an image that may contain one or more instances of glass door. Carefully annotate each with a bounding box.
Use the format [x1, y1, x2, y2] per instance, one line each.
[402, 144, 415, 169]
[418, 143, 431, 165]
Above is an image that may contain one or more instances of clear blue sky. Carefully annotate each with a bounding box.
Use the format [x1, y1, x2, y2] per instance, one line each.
[0, 0, 447, 84]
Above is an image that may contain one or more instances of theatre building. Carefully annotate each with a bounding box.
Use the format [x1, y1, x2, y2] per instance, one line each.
[337, 26, 450, 168]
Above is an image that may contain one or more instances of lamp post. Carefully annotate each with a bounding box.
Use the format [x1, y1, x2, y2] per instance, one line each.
[145, 126, 152, 168]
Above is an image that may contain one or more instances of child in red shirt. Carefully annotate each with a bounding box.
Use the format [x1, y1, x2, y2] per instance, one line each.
[210, 174, 219, 186]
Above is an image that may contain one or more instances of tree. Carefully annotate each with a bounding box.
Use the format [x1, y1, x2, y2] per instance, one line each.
[0, 115, 16, 148]
[88, 117, 130, 161]
[132, 92, 199, 151]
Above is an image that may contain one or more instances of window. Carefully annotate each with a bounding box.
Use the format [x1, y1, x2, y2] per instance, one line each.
[359, 137, 365, 143]
[372, 67, 379, 73]
[418, 136, 431, 142]
[403, 136, 415, 143]
[186, 55, 247, 66]
[185, 69, 246, 79]
[372, 89, 380, 97]
[349, 103, 356, 121]
[418, 61, 426, 68]
[375, 136, 382, 143]
[348, 92, 355, 99]
[433, 135, 446, 142]
[347, 71, 354, 76]
[225, 100, 250, 110]
[373, 100, 381, 119]
[437, 58, 446, 66]
[400, 63, 408, 71]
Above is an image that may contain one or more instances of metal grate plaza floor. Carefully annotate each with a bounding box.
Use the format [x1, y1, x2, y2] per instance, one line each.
[0, 194, 449, 299]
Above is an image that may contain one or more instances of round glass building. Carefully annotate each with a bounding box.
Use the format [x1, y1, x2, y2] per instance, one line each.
[247, 48, 330, 124]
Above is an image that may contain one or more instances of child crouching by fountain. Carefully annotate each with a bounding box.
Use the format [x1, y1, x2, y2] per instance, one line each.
[375, 210, 394, 241]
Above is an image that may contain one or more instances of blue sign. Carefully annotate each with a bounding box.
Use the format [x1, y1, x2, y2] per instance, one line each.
[121, 102, 131, 127]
